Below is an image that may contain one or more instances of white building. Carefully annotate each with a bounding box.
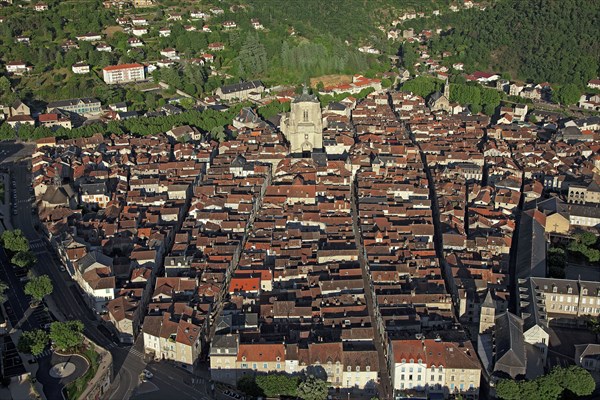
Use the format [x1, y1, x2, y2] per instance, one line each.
[102, 63, 145, 84]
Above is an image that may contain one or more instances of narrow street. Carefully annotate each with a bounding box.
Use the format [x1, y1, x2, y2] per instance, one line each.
[350, 175, 392, 400]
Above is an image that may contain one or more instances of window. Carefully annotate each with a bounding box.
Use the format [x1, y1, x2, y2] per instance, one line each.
[583, 288, 588, 295]
[366, 366, 370, 372]
[401, 374, 405, 380]
[567, 287, 572, 294]
[303, 110, 308, 122]
[241, 363, 248, 368]
[431, 375, 435, 381]
[252, 363, 257, 369]
[451, 375, 455, 381]
[553, 286, 558, 293]
[409, 375, 413, 380]
[439, 375, 443, 381]
[450, 384, 455, 391]
[276, 363, 281, 369]
[263, 363, 268, 369]
[417, 375, 421, 381]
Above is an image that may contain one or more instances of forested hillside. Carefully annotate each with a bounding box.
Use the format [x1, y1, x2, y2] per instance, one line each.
[427, 0, 599, 87]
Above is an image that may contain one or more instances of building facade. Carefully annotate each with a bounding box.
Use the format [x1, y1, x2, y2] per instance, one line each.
[281, 90, 323, 155]
[102, 63, 145, 84]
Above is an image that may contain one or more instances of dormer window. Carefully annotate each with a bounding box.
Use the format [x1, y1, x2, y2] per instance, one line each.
[347, 366, 351, 372]
[567, 286, 573, 294]
[401, 358, 406, 363]
[366, 366, 370, 372]
[418, 359, 422, 364]
[410, 359, 414, 364]
[552, 285, 558, 293]
[356, 366, 360, 372]
[242, 356, 246, 362]
[582, 288, 588, 295]
[276, 356, 281, 362]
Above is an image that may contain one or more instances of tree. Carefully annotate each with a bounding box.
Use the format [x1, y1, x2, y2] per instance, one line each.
[255, 374, 299, 397]
[18, 329, 49, 356]
[554, 84, 581, 105]
[496, 379, 521, 400]
[209, 125, 226, 142]
[496, 366, 595, 400]
[11, 251, 37, 268]
[237, 375, 264, 397]
[24, 275, 53, 302]
[553, 365, 596, 397]
[0, 281, 7, 304]
[1, 230, 30, 254]
[297, 375, 329, 400]
[49, 320, 84, 351]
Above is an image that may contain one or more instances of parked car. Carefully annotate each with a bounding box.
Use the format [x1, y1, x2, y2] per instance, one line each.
[142, 369, 153, 379]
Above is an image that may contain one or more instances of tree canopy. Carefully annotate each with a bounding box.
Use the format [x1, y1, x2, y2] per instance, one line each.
[24, 275, 53, 302]
[1, 229, 30, 254]
[496, 366, 596, 400]
[18, 329, 49, 356]
[297, 375, 329, 400]
[427, 0, 599, 87]
[50, 320, 84, 351]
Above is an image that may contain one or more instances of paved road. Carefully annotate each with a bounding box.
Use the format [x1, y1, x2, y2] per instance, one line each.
[37, 352, 90, 400]
[131, 361, 213, 400]
[6, 160, 146, 399]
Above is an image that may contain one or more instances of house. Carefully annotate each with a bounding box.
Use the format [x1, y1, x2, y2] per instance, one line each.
[142, 312, 203, 372]
[215, 80, 264, 101]
[6, 61, 31, 75]
[15, 36, 30, 45]
[103, 63, 145, 84]
[208, 42, 225, 51]
[133, 0, 154, 7]
[389, 339, 481, 398]
[222, 21, 237, 30]
[158, 28, 171, 37]
[105, 290, 144, 343]
[74, 251, 115, 314]
[76, 33, 102, 42]
[575, 344, 600, 372]
[190, 11, 208, 20]
[61, 40, 79, 51]
[587, 79, 600, 90]
[250, 18, 264, 30]
[38, 112, 72, 129]
[96, 43, 112, 52]
[132, 28, 148, 37]
[71, 62, 90, 74]
[210, 334, 239, 385]
[131, 17, 148, 26]
[166, 125, 202, 142]
[167, 13, 183, 21]
[160, 48, 178, 60]
[6, 115, 35, 128]
[466, 71, 499, 84]
[80, 181, 110, 208]
[40, 184, 77, 209]
[46, 98, 102, 115]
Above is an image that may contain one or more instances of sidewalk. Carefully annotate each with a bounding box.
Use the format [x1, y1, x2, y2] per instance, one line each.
[0, 172, 14, 233]
[9, 327, 46, 399]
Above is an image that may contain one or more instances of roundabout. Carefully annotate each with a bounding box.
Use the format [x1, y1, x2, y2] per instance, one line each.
[49, 361, 76, 378]
[36, 351, 90, 400]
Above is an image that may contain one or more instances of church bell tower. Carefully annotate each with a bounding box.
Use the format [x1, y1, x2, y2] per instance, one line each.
[281, 87, 323, 156]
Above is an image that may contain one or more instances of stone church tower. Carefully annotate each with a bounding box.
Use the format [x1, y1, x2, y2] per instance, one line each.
[281, 88, 323, 155]
[479, 289, 496, 334]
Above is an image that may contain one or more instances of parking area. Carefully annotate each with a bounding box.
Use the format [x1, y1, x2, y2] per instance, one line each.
[1, 335, 26, 378]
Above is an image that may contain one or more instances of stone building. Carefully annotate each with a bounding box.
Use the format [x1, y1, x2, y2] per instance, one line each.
[281, 88, 323, 155]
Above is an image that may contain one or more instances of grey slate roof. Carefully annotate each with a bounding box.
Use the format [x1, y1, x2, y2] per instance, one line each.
[219, 80, 263, 95]
[494, 311, 527, 379]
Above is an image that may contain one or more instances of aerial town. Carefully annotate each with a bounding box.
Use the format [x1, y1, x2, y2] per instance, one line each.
[0, 1, 598, 400]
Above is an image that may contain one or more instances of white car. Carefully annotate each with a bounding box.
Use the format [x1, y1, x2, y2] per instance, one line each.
[142, 369, 153, 379]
